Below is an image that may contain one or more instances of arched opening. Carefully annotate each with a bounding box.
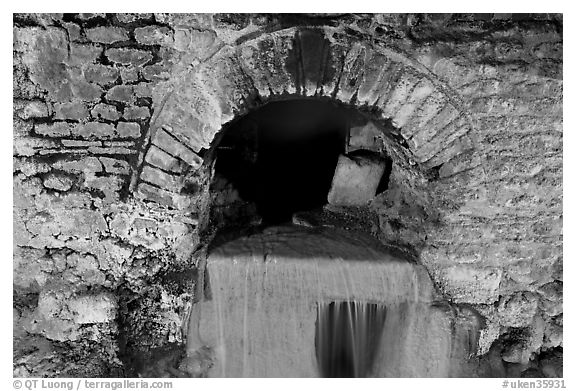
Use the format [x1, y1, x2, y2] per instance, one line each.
[211, 98, 392, 225]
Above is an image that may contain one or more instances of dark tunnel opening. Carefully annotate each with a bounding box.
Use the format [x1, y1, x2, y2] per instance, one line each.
[214, 99, 356, 224]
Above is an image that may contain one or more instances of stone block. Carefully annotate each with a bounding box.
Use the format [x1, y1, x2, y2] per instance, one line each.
[60, 140, 101, 148]
[83, 64, 120, 86]
[85, 26, 129, 44]
[70, 80, 103, 102]
[137, 182, 191, 209]
[68, 293, 117, 324]
[134, 82, 153, 98]
[17, 100, 49, 119]
[75, 122, 115, 139]
[142, 64, 170, 81]
[63, 22, 81, 41]
[123, 106, 150, 121]
[43, 173, 74, 191]
[14, 138, 58, 156]
[140, 165, 182, 192]
[120, 67, 139, 83]
[53, 101, 89, 121]
[106, 85, 134, 104]
[99, 157, 131, 175]
[327, 154, 386, 206]
[91, 103, 121, 121]
[65, 44, 103, 66]
[116, 122, 141, 138]
[347, 121, 383, 153]
[53, 157, 103, 174]
[88, 146, 137, 155]
[106, 48, 153, 67]
[144, 145, 186, 173]
[116, 13, 154, 23]
[152, 127, 203, 169]
[78, 13, 106, 20]
[134, 26, 174, 46]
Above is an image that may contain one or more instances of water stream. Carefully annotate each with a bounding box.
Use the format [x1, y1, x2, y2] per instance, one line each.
[186, 225, 480, 377]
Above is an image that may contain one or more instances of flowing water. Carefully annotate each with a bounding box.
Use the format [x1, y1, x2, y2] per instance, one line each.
[187, 225, 480, 377]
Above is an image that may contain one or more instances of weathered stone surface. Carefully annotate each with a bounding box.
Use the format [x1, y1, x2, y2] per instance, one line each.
[120, 67, 139, 83]
[65, 44, 103, 66]
[123, 105, 150, 120]
[68, 293, 117, 324]
[53, 101, 89, 121]
[116, 122, 141, 138]
[116, 13, 154, 23]
[142, 64, 170, 81]
[497, 292, 539, 327]
[99, 157, 131, 175]
[106, 85, 134, 104]
[144, 145, 186, 173]
[62, 23, 81, 41]
[85, 27, 129, 44]
[43, 173, 74, 191]
[141, 165, 182, 192]
[134, 82, 153, 98]
[16, 100, 49, 119]
[106, 48, 153, 67]
[348, 121, 383, 152]
[75, 122, 115, 139]
[70, 80, 103, 102]
[436, 266, 503, 304]
[14, 138, 58, 156]
[134, 26, 174, 46]
[173, 27, 217, 56]
[328, 154, 387, 206]
[152, 127, 203, 169]
[60, 140, 101, 148]
[91, 103, 121, 121]
[53, 157, 103, 174]
[136, 182, 191, 209]
[78, 13, 106, 20]
[83, 64, 120, 86]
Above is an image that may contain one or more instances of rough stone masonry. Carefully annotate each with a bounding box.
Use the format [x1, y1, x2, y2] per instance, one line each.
[13, 13, 562, 377]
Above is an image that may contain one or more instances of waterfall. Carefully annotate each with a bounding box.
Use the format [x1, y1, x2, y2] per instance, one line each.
[189, 225, 480, 377]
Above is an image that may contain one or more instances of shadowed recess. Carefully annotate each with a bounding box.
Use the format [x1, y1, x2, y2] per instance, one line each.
[214, 99, 357, 224]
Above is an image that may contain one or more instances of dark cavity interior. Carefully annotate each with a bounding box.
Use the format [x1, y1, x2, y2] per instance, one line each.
[315, 301, 387, 378]
[214, 99, 355, 224]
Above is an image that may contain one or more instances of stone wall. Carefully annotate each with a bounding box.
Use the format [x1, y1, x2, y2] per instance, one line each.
[13, 13, 562, 377]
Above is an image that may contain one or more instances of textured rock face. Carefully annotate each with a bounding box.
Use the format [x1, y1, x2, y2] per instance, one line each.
[13, 13, 562, 377]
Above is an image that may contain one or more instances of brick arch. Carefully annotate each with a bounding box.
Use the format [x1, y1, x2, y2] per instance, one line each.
[132, 27, 475, 208]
